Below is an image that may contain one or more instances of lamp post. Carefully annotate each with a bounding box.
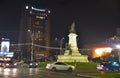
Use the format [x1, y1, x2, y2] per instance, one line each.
[28, 29, 34, 61]
[118, 50, 120, 63]
[60, 37, 64, 55]
[115, 44, 120, 63]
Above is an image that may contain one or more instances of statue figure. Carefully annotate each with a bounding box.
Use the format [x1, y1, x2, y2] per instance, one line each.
[69, 21, 76, 33]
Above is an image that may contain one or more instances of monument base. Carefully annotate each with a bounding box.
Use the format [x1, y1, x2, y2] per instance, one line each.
[57, 55, 88, 62]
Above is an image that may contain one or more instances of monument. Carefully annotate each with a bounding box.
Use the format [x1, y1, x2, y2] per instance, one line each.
[57, 22, 88, 62]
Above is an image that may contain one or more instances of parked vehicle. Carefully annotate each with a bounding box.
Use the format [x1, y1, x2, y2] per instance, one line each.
[46, 62, 75, 71]
[103, 61, 120, 71]
[2, 61, 17, 68]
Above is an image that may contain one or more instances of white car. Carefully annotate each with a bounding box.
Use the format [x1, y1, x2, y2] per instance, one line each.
[46, 62, 75, 71]
[97, 64, 104, 71]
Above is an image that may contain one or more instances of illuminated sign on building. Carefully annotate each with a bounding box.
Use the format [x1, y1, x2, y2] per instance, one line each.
[1, 41, 10, 52]
[0, 38, 14, 58]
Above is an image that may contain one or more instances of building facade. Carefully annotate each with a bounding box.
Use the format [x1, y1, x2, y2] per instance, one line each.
[19, 4, 50, 61]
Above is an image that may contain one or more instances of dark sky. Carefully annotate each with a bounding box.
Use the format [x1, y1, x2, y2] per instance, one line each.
[0, 0, 120, 46]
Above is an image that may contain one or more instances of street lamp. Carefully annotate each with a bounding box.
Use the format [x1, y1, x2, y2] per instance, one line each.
[60, 37, 64, 55]
[115, 44, 120, 63]
[28, 29, 34, 61]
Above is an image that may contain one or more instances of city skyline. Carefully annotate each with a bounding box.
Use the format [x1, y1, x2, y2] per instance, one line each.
[0, 0, 120, 46]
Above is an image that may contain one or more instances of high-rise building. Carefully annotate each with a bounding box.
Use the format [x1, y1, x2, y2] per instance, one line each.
[19, 4, 50, 61]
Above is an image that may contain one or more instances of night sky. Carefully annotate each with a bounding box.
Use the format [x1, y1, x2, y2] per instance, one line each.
[0, 0, 120, 46]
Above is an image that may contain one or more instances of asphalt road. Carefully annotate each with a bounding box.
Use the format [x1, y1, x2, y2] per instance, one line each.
[0, 67, 81, 78]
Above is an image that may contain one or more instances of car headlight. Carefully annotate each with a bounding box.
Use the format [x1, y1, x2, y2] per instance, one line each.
[36, 63, 38, 65]
[6, 63, 9, 66]
[14, 63, 17, 66]
[71, 66, 75, 69]
[30, 63, 33, 65]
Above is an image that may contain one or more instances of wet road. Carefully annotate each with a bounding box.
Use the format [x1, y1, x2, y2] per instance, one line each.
[0, 67, 80, 78]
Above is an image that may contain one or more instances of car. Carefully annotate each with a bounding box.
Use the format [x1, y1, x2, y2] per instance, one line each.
[97, 64, 104, 71]
[2, 61, 17, 68]
[103, 61, 120, 71]
[27, 61, 38, 68]
[46, 62, 75, 71]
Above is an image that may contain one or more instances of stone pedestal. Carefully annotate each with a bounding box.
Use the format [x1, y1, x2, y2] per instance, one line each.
[57, 49, 88, 62]
[57, 55, 88, 62]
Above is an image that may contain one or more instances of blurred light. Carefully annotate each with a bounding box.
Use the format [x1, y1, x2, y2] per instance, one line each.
[94, 47, 112, 57]
[31, 6, 45, 12]
[104, 48, 112, 53]
[13, 68, 17, 73]
[28, 29, 31, 32]
[4, 68, 10, 75]
[111, 61, 119, 66]
[95, 49, 103, 56]
[48, 10, 50, 13]
[30, 63, 33, 65]
[26, 5, 29, 9]
[30, 11, 32, 14]
[36, 16, 45, 19]
[116, 45, 120, 49]
[31, 6, 34, 9]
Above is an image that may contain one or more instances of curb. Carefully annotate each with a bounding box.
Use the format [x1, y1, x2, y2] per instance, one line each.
[77, 74, 100, 78]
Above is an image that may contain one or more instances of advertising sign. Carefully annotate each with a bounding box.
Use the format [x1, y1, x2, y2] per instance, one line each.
[1, 41, 10, 52]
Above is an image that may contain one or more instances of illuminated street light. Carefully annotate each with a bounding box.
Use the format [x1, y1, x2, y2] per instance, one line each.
[115, 44, 120, 63]
[60, 37, 64, 55]
[115, 44, 120, 49]
[25, 5, 29, 9]
[28, 29, 34, 61]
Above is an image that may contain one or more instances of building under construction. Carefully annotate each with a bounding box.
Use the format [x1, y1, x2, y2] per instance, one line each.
[19, 4, 50, 61]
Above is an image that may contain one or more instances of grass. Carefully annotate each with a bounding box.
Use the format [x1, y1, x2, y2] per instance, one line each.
[66, 62, 98, 68]
[86, 72, 120, 78]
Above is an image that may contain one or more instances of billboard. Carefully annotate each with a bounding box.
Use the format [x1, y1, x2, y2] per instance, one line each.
[1, 41, 10, 52]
